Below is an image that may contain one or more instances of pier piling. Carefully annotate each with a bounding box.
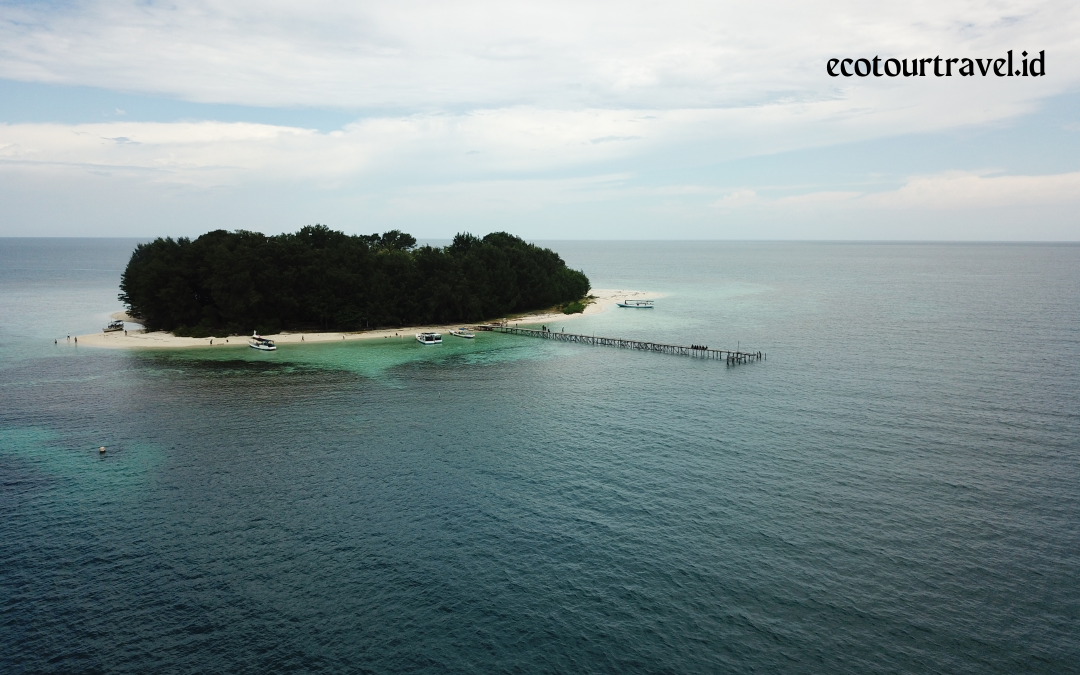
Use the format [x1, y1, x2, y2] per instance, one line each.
[479, 326, 763, 364]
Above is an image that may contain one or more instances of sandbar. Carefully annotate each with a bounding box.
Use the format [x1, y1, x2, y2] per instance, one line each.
[74, 289, 660, 349]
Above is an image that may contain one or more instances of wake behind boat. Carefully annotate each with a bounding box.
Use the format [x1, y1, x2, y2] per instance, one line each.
[248, 332, 276, 351]
[417, 332, 442, 345]
[617, 299, 654, 308]
[449, 328, 475, 339]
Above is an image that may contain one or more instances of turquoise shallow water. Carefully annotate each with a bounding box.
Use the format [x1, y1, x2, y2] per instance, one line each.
[1, 239, 1078, 674]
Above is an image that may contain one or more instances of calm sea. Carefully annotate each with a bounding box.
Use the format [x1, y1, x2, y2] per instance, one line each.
[1, 239, 1078, 674]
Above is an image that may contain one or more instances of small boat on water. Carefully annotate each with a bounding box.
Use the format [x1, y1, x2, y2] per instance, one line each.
[617, 299, 654, 308]
[449, 328, 475, 339]
[103, 319, 125, 333]
[248, 331, 277, 351]
[416, 332, 442, 345]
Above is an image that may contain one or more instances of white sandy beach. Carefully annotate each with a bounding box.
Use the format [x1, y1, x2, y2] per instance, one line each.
[74, 289, 660, 349]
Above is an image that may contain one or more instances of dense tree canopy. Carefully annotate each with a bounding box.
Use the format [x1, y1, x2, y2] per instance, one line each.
[119, 226, 591, 336]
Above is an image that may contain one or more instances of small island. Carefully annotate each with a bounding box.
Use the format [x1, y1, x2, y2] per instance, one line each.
[118, 226, 591, 337]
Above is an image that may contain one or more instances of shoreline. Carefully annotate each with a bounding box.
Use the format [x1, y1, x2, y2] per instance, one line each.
[73, 289, 661, 350]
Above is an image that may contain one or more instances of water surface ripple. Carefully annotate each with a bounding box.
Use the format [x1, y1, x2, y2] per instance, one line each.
[1, 240, 1078, 673]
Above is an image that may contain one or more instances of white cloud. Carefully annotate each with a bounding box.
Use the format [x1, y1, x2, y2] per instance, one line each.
[864, 170, 1080, 209]
[1, 0, 1076, 115]
[0, 81, 1063, 190]
[2, 1, 1075, 196]
[712, 190, 759, 207]
[719, 170, 1080, 212]
[1, 0, 1078, 238]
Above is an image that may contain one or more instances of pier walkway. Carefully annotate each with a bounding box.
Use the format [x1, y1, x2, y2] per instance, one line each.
[479, 325, 764, 364]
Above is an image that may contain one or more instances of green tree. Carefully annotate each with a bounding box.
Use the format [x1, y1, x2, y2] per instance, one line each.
[119, 227, 590, 332]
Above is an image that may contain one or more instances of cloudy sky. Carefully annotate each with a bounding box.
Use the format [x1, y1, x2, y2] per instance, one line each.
[1, 0, 1078, 239]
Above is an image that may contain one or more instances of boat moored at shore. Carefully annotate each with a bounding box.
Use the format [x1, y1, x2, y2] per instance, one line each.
[103, 320, 125, 333]
[416, 332, 442, 345]
[449, 328, 475, 339]
[617, 299, 654, 308]
[248, 332, 277, 351]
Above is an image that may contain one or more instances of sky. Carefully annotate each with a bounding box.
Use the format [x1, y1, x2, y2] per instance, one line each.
[0, 0, 1078, 240]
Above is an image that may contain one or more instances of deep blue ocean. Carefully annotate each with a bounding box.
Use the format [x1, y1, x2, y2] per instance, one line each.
[1, 239, 1078, 674]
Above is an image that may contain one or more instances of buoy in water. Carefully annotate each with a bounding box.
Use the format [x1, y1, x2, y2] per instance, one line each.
[99, 446, 106, 453]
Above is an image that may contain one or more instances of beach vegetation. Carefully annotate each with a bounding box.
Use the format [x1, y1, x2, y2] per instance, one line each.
[119, 226, 590, 333]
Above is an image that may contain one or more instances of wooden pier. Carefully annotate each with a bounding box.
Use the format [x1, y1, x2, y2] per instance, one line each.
[479, 325, 764, 364]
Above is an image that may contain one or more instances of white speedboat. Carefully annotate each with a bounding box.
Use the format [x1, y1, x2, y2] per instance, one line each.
[103, 319, 125, 333]
[416, 332, 442, 345]
[248, 331, 276, 351]
[617, 299, 654, 308]
[449, 328, 475, 339]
